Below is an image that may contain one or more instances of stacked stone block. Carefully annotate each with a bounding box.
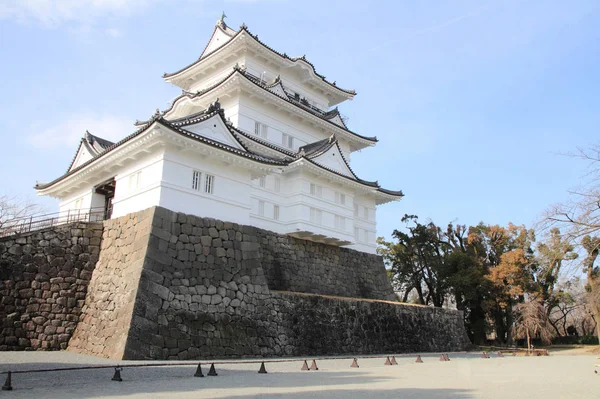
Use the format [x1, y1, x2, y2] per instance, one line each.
[1, 206, 472, 358]
[0, 222, 102, 350]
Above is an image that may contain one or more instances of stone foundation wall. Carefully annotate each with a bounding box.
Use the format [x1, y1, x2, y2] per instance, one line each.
[255, 228, 395, 300]
[0, 223, 102, 350]
[84, 207, 469, 359]
[1, 206, 472, 358]
[67, 209, 155, 358]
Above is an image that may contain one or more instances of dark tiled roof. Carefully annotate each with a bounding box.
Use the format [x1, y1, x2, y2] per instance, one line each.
[85, 131, 114, 153]
[163, 24, 356, 96]
[65, 131, 115, 173]
[150, 67, 376, 143]
[36, 111, 285, 190]
[377, 187, 405, 197]
[229, 127, 297, 159]
[298, 136, 335, 158]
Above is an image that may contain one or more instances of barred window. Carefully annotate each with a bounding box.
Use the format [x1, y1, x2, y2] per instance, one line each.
[205, 174, 215, 194]
[192, 170, 201, 191]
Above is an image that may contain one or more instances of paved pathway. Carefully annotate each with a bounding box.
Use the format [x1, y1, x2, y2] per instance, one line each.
[0, 351, 597, 398]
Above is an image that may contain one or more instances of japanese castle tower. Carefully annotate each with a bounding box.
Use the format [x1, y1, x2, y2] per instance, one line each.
[35, 16, 403, 254]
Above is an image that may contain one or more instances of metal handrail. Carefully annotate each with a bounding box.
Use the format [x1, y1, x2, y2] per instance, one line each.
[0, 207, 107, 238]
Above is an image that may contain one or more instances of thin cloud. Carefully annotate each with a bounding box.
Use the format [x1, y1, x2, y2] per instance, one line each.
[105, 27, 122, 38]
[28, 114, 133, 149]
[0, 0, 157, 28]
[366, 3, 495, 54]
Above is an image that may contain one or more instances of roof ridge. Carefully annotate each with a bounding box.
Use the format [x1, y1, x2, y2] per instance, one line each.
[163, 24, 356, 96]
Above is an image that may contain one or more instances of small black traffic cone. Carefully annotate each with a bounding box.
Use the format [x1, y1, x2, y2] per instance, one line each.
[207, 363, 218, 376]
[391, 356, 398, 365]
[415, 355, 423, 363]
[2, 371, 12, 391]
[194, 363, 204, 377]
[350, 358, 359, 368]
[258, 362, 267, 374]
[301, 360, 309, 371]
[384, 356, 392, 365]
[111, 367, 123, 382]
[310, 360, 318, 371]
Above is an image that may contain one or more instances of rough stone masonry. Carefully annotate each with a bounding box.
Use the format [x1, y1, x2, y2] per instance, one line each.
[1, 206, 471, 358]
[0, 222, 102, 351]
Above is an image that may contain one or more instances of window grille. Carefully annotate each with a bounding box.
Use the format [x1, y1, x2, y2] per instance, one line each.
[192, 170, 201, 191]
[205, 174, 215, 194]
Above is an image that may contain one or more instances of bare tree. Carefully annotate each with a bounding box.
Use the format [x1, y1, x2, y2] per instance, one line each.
[512, 299, 555, 350]
[0, 195, 45, 232]
[542, 146, 600, 344]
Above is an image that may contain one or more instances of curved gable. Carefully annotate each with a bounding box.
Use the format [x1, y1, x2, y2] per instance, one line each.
[201, 25, 236, 58]
[309, 142, 355, 178]
[170, 113, 245, 151]
[69, 141, 96, 172]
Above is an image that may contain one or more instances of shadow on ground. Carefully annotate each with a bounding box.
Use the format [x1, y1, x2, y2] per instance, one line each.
[0, 361, 475, 399]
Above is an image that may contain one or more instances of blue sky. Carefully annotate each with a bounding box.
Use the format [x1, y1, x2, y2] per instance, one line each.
[1, 0, 599, 240]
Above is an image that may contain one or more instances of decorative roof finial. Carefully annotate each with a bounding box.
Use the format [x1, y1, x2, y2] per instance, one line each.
[218, 12, 227, 28]
[207, 98, 221, 113]
[240, 22, 247, 30]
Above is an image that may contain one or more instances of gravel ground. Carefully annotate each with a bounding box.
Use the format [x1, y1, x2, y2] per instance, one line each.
[0, 350, 597, 398]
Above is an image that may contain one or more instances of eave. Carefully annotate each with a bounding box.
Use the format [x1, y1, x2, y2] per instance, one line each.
[284, 157, 403, 204]
[162, 68, 376, 151]
[36, 115, 285, 197]
[163, 26, 355, 105]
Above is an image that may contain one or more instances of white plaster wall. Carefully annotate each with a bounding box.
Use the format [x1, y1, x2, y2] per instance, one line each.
[249, 174, 286, 234]
[157, 148, 252, 225]
[276, 171, 355, 244]
[111, 153, 165, 218]
[236, 93, 333, 151]
[202, 27, 234, 57]
[348, 195, 377, 253]
[58, 189, 94, 215]
[188, 56, 245, 94]
[70, 146, 94, 171]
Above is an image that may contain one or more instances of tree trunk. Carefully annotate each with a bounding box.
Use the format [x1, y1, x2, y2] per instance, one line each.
[527, 330, 531, 351]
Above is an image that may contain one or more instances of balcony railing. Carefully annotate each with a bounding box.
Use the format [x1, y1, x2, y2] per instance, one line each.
[0, 207, 108, 238]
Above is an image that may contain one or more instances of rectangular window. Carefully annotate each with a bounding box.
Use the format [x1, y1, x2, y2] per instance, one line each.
[354, 203, 359, 217]
[74, 198, 82, 209]
[363, 206, 369, 219]
[335, 192, 346, 205]
[259, 176, 266, 188]
[274, 177, 281, 193]
[273, 205, 280, 220]
[128, 171, 141, 193]
[254, 121, 268, 138]
[310, 208, 322, 224]
[258, 200, 265, 216]
[282, 133, 294, 149]
[354, 227, 359, 242]
[335, 215, 345, 230]
[192, 170, 201, 191]
[310, 183, 322, 198]
[205, 174, 214, 194]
